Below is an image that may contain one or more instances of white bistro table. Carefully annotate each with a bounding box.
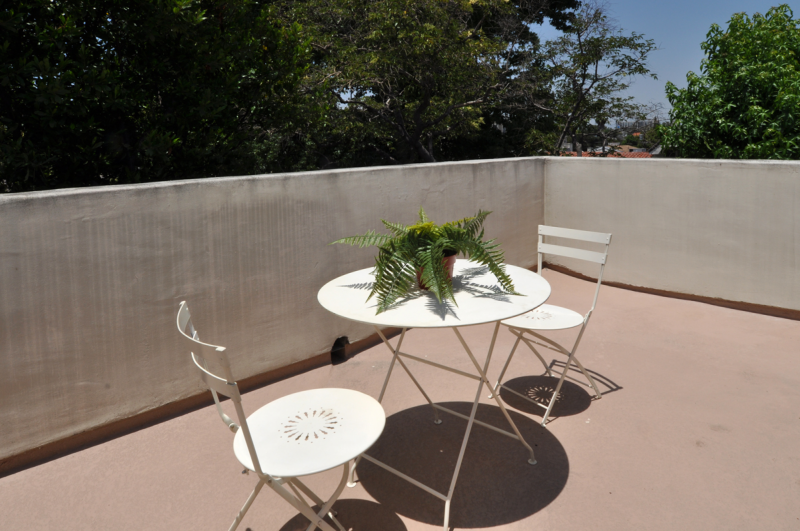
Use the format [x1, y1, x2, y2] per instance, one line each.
[318, 259, 551, 530]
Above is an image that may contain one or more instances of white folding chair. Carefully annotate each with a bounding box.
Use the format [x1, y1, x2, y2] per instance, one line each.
[492, 226, 612, 426]
[177, 301, 386, 531]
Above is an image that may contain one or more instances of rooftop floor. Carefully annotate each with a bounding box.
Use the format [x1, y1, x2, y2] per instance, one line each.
[2, 270, 799, 530]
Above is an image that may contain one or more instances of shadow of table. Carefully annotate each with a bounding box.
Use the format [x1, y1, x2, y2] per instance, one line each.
[356, 402, 569, 528]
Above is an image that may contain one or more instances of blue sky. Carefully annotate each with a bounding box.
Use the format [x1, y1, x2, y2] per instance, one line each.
[534, 1, 796, 114]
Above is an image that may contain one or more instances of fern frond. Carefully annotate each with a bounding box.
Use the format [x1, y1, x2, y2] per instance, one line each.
[331, 230, 392, 248]
[381, 219, 410, 237]
[369, 241, 418, 313]
[439, 224, 467, 242]
[416, 241, 456, 305]
[460, 210, 492, 238]
[373, 260, 417, 313]
[418, 207, 429, 224]
[461, 239, 518, 294]
[442, 215, 473, 230]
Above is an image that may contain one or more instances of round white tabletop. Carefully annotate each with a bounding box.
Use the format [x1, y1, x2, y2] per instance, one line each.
[318, 259, 551, 328]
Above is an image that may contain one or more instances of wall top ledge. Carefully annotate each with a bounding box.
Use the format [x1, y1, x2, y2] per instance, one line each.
[4, 156, 798, 203]
[0, 156, 544, 202]
[542, 156, 800, 167]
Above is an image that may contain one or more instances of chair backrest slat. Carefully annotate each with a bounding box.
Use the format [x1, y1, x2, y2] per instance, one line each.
[176, 302, 234, 381]
[539, 225, 611, 244]
[191, 353, 241, 400]
[178, 305, 193, 335]
[177, 330, 215, 359]
[178, 332, 232, 372]
[539, 242, 607, 264]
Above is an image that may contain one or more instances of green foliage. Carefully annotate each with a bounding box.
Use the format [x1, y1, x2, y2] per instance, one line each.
[622, 134, 639, 146]
[530, 1, 657, 154]
[663, 5, 800, 159]
[638, 125, 663, 151]
[2, 0, 667, 187]
[274, 0, 579, 167]
[0, 0, 309, 192]
[332, 208, 516, 313]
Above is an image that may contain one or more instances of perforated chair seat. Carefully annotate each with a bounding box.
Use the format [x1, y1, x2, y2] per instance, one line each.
[234, 388, 386, 478]
[502, 304, 584, 331]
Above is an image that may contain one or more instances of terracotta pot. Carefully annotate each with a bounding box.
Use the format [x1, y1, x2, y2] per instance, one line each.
[416, 252, 457, 291]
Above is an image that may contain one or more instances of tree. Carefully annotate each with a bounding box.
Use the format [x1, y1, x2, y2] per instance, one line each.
[528, 1, 657, 156]
[622, 134, 639, 147]
[0, 0, 309, 192]
[275, 0, 579, 167]
[636, 122, 664, 152]
[662, 5, 800, 159]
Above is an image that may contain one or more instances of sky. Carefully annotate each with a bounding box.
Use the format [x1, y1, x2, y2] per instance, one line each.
[533, 0, 797, 115]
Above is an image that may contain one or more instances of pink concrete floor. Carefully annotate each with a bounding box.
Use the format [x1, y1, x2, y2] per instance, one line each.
[2, 270, 799, 530]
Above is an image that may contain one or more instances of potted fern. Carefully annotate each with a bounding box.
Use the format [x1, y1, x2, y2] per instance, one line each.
[332, 208, 517, 313]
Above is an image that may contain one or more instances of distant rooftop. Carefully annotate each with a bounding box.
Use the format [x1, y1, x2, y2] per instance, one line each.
[559, 151, 653, 158]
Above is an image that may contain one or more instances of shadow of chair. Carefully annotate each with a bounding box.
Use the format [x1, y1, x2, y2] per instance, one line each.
[498, 362, 623, 422]
[498, 375, 593, 420]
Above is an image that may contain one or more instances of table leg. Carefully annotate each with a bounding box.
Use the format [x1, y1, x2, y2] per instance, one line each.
[454, 323, 537, 465]
[376, 327, 406, 402]
[441, 332, 495, 531]
[374, 326, 441, 424]
[350, 326, 441, 489]
[361, 322, 537, 530]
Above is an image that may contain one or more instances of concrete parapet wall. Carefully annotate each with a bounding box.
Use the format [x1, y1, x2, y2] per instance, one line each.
[0, 158, 544, 463]
[3, 155, 799, 466]
[543, 157, 800, 312]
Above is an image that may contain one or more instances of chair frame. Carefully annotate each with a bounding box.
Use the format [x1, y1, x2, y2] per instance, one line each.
[177, 302, 348, 531]
[492, 225, 612, 426]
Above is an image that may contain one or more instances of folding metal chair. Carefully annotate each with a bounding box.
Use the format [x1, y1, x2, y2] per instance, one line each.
[491, 226, 612, 426]
[177, 301, 386, 531]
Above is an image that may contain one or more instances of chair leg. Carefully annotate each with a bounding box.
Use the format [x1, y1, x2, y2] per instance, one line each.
[569, 354, 602, 398]
[541, 353, 575, 426]
[535, 327, 602, 399]
[347, 456, 361, 487]
[517, 334, 555, 377]
[498, 326, 601, 426]
[289, 478, 324, 506]
[268, 478, 340, 531]
[289, 476, 344, 530]
[303, 464, 350, 531]
[229, 478, 265, 531]
[490, 328, 554, 400]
